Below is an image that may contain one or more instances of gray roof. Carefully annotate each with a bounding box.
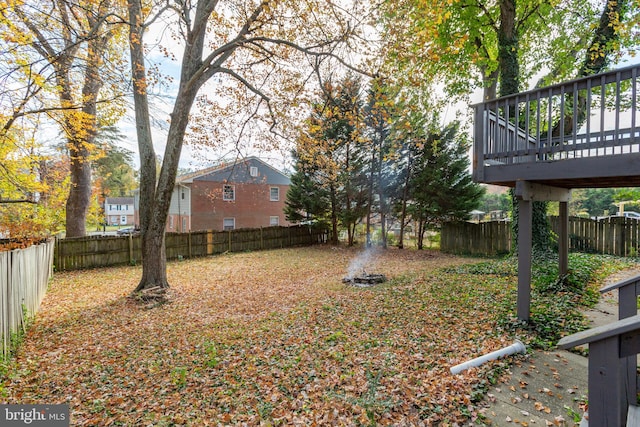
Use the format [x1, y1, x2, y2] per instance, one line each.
[177, 157, 290, 185]
[105, 197, 134, 204]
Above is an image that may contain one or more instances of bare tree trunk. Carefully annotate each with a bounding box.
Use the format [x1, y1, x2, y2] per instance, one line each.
[128, 0, 156, 241]
[349, 223, 356, 246]
[64, 31, 105, 237]
[416, 219, 424, 250]
[483, 68, 499, 101]
[398, 201, 407, 249]
[377, 141, 387, 249]
[344, 143, 354, 246]
[498, 0, 519, 97]
[366, 149, 375, 247]
[330, 184, 339, 245]
[474, 36, 499, 100]
[65, 139, 92, 237]
[134, 83, 199, 292]
[397, 151, 412, 249]
[129, 0, 166, 291]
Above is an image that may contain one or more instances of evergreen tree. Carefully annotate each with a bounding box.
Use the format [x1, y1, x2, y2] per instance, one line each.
[363, 77, 397, 248]
[407, 122, 485, 249]
[332, 76, 368, 246]
[284, 150, 330, 226]
[287, 75, 368, 245]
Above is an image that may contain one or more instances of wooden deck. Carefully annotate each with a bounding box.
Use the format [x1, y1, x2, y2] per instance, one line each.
[473, 64, 640, 189]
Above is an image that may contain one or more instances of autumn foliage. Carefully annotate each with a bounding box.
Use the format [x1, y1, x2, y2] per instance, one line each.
[0, 246, 525, 425]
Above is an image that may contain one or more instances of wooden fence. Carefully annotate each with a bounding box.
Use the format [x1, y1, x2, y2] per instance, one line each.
[549, 216, 640, 257]
[55, 225, 328, 271]
[440, 221, 512, 256]
[1, 238, 55, 360]
[441, 216, 640, 257]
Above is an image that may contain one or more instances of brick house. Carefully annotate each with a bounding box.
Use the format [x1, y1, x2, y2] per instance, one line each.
[135, 157, 292, 232]
[104, 196, 135, 226]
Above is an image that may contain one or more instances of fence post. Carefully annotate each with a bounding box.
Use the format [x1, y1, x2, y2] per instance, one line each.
[55, 237, 60, 271]
[616, 218, 625, 257]
[228, 230, 232, 252]
[188, 231, 192, 258]
[128, 233, 133, 265]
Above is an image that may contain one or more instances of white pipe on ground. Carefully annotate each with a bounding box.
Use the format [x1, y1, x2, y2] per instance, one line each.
[450, 340, 526, 375]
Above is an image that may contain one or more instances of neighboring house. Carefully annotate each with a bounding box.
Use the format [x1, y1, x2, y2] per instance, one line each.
[104, 197, 135, 226]
[134, 157, 292, 232]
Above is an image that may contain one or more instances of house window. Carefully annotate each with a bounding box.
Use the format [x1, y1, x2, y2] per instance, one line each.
[250, 166, 258, 177]
[270, 187, 279, 201]
[270, 216, 279, 226]
[169, 215, 174, 229]
[181, 190, 185, 200]
[223, 185, 235, 201]
[182, 217, 187, 232]
[223, 217, 235, 230]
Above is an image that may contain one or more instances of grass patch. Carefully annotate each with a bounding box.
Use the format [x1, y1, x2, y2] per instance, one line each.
[450, 251, 637, 349]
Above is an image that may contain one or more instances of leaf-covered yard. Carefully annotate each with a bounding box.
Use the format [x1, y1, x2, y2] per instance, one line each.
[1, 247, 540, 425]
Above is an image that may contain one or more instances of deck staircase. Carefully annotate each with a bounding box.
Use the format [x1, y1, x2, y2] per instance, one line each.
[558, 274, 640, 426]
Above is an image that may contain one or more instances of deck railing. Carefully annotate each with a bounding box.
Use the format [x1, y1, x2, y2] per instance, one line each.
[473, 63, 640, 182]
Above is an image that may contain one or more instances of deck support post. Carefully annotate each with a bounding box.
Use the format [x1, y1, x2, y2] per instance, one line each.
[559, 201, 568, 277]
[515, 182, 571, 322]
[517, 198, 532, 321]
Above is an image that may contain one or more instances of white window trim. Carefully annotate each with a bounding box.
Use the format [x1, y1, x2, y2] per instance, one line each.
[250, 166, 258, 177]
[270, 187, 279, 201]
[223, 217, 235, 230]
[223, 184, 235, 201]
[270, 216, 279, 226]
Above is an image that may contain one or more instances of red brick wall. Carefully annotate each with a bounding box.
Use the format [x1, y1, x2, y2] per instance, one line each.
[166, 214, 191, 233]
[190, 181, 291, 231]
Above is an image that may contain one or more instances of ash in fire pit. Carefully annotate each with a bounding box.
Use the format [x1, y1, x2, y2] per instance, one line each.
[342, 269, 387, 287]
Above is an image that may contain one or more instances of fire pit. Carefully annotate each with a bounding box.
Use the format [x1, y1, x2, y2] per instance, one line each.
[342, 270, 387, 287]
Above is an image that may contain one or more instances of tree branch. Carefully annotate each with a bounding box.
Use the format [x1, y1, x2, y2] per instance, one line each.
[0, 199, 37, 204]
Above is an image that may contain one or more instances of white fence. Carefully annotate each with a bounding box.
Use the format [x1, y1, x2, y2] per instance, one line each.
[0, 238, 54, 360]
